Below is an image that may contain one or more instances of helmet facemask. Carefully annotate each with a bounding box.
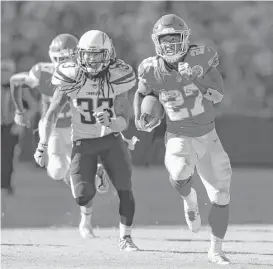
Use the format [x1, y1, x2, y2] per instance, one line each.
[78, 48, 110, 76]
[152, 30, 190, 63]
[49, 49, 75, 67]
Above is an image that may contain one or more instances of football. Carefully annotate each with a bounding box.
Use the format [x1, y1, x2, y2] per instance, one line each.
[141, 94, 164, 123]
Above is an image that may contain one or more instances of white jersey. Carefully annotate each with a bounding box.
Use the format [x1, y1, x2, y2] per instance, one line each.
[52, 60, 136, 140]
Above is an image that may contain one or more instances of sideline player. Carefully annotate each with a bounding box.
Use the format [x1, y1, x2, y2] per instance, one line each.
[134, 14, 232, 264]
[10, 33, 110, 192]
[34, 30, 139, 251]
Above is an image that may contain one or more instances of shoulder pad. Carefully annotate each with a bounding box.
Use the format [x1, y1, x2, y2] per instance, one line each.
[30, 62, 54, 77]
[109, 59, 136, 85]
[52, 61, 86, 95]
[138, 56, 165, 86]
[189, 45, 219, 67]
[186, 45, 219, 77]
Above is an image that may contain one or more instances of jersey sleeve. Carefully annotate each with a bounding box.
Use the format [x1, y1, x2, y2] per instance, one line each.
[137, 57, 158, 95]
[51, 61, 85, 98]
[110, 60, 137, 95]
[206, 46, 219, 68]
[28, 63, 42, 88]
[189, 45, 219, 76]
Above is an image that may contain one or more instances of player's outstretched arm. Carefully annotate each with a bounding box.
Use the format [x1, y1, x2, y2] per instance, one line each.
[133, 80, 153, 132]
[96, 91, 133, 133]
[10, 73, 39, 127]
[38, 87, 68, 145]
[10, 73, 29, 114]
[113, 91, 133, 131]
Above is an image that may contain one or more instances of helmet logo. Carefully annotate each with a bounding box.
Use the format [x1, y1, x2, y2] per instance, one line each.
[161, 28, 176, 34]
[192, 65, 203, 77]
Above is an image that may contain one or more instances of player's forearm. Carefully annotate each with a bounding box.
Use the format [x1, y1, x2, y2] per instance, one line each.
[133, 91, 145, 120]
[194, 75, 223, 93]
[38, 111, 58, 144]
[193, 75, 224, 104]
[109, 116, 128, 132]
[41, 101, 50, 118]
[10, 83, 25, 113]
[112, 94, 132, 132]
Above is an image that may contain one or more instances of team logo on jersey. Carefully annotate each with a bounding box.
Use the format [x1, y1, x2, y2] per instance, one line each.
[192, 65, 203, 77]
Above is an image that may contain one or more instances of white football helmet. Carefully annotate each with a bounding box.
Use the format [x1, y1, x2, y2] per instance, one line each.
[77, 30, 112, 75]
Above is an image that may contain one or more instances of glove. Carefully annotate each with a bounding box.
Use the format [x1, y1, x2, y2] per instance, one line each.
[94, 110, 111, 127]
[122, 135, 139, 151]
[34, 143, 48, 168]
[95, 164, 110, 194]
[178, 62, 197, 81]
[138, 114, 161, 132]
[14, 111, 31, 128]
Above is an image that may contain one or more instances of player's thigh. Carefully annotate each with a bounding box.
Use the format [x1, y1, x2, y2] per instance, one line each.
[48, 128, 69, 155]
[70, 141, 98, 199]
[164, 132, 207, 181]
[59, 127, 72, 161]
[100, 134, 132, 191]
[196, 129, 232, 205]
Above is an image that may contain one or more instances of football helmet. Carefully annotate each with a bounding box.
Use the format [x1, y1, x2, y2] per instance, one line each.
[77, 30, 112, 75]
[152, 14, 190, 63]
[49, 33, 79, 66]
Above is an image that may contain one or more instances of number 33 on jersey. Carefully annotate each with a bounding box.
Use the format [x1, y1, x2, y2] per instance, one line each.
[52, 60, 136, 140]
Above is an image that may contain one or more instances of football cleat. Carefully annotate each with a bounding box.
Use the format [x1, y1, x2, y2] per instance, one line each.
[95, 164, 110, 194]
[183, 189, 201, 233]
[208, 250, 231, 265]
[119, 236, 139, 252]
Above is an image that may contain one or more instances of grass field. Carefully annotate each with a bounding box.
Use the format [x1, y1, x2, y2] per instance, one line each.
[1, 162, 273, 268]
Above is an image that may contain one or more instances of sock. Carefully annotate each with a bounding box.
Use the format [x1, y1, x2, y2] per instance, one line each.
[183, 188, 198, 208]
[80, 200, 93, 227]
[208, 203, 229, 239]
[119, 222, 132, 239]
[210, 233, 223, 253]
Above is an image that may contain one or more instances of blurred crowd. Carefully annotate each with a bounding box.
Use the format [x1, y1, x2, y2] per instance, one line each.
[2, 1, 273, 118]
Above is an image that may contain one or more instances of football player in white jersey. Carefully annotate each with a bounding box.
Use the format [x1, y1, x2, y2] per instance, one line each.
[10, 33, 111, 193]
[34, 30, 139, 251]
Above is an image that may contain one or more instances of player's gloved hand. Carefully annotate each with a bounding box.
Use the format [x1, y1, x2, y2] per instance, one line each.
[139, 113, 161, 132]
[135, 117, 144, 131]
[94, 110, 111, 127]
[34, 143, 48, 168]
[178, 62, 197, 82]
[121, 133, 139, 151]
[95, 164, 110, 194]
[14, 110, 31, 128]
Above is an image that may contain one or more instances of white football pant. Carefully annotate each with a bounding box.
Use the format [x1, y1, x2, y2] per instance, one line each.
[45, 126, 72, 180]
[165, 128, 232, 205]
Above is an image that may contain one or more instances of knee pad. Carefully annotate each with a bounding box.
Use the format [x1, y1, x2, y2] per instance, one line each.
[47, 154, 69, 180]
[210, 191, 230, 206]
[72, 182, 96, 206]
[165, 156, 194, 181]
[76, 196, 93, 207]
[169, 177, 192, 197]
